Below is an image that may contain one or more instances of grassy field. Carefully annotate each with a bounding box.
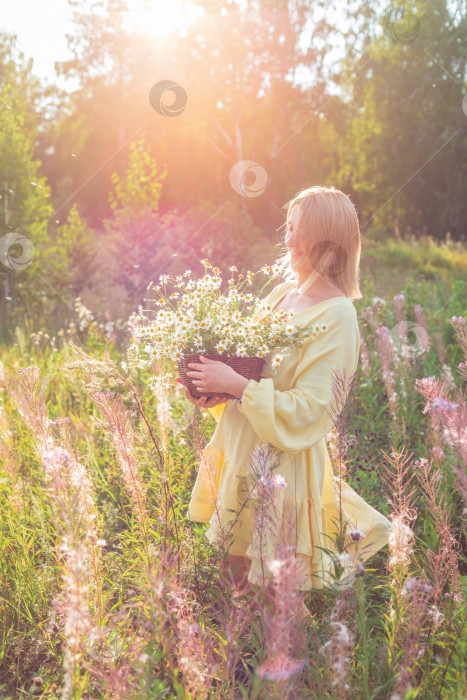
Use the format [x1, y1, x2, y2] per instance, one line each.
[0, 234, 466, 699]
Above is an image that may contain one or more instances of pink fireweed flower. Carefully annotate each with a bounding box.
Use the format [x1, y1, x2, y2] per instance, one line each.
[448, 317, 467, 380]
[430, 397, 459, 419]
[356, 563, 365, 577]
[256, 653, 307, 681]
[392, 293, 406, 324]
[271, 473, 287, 488]
[388, 513, 414, 571]
[152, 370, 176, 457]
[428, 604, 445, 628]
[415, 376, 467, 465]
[91, 390, 149, 523]
[390, 575, 435, 700]
[319, 589, 356, 694]
[359, 330, 370, 376]
[42, 446, 98, 546]
[440, 363, 456, 391]
[416, 376, 438, 403]
[350, 529, 365, 542]
[414, 304, 429, 333]
[60, 535, 92, 700]
[402, 576, 433, 597]
[255, 551, 308, 682]
[375, 325, 401, 420]
[9, 365, 52, 453]
[391, 294, 410, 366]
[430, 446, 445, 461]
[435, 331, 447, 365]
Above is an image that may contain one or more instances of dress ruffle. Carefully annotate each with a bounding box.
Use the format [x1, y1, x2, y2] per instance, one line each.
[188, 441, 393, 591]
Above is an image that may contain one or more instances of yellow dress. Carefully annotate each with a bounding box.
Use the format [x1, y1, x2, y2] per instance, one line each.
[187, 279, 393, 591]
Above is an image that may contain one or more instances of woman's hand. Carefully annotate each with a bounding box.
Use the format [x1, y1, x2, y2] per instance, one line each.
[175, 376, 227, 410]
[185, 355, 249, 398]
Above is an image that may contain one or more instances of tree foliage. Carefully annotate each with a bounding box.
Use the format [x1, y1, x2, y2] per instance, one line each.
[0, 33, 53, 338]
[0, 1, 466, 336]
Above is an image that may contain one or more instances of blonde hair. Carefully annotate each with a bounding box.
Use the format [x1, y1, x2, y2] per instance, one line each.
[272, 185, 362, 301]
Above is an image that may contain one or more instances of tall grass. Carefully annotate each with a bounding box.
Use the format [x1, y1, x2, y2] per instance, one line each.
[0, 252, 466, 698]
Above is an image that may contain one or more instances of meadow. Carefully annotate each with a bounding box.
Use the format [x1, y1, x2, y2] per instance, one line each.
[0, 233, 466, 699]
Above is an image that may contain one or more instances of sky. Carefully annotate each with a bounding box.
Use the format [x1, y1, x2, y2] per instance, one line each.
[1, 0, 76, 88]
[0, 0, 346, 92]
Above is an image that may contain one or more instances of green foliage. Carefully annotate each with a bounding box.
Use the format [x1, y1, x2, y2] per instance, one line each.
[0, 32, 53, 339]
[101, 137, 175, 311]
[46, 204, 98, 305]
[333, 0, 467, 238]
[108, 138, 167, 213]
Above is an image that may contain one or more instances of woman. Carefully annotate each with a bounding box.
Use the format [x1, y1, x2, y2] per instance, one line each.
[176, 186, 392, 603]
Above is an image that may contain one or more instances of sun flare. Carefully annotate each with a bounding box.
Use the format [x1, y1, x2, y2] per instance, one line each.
[123, 0, 203, 39]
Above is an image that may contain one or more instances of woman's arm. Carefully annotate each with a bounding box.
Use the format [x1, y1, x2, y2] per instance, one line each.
[236, 305, 360, 453]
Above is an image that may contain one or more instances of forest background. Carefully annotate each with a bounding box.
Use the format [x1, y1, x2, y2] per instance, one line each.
[1, 0, 466, 342]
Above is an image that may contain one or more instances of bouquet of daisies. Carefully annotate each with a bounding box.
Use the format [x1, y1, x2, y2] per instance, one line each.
[133, 259, 324, 399]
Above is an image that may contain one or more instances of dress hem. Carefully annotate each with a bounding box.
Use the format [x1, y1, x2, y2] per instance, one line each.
[199, 511, 392, 592]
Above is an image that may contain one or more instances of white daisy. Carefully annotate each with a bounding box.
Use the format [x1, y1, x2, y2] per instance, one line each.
[271, 353, 284, 369]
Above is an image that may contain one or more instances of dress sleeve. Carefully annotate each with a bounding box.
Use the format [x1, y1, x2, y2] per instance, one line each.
[236, 304, 360, 453]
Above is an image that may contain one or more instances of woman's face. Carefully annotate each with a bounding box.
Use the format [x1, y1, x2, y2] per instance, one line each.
[285, 205, 311, 273]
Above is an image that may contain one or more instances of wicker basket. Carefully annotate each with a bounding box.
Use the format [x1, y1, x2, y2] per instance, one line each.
[177, 353, 266, 400]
